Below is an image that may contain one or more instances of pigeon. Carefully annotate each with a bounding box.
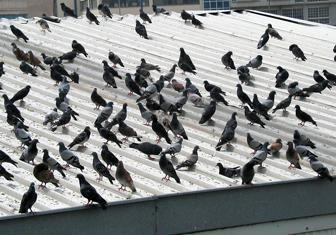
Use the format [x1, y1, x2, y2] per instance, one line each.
[55, 97, 69, 112]
[76, 174, 107, 209]
[14, 122, 31, 146]
[334, 44, 336, 53]
[295, 145, 319, 159]
[3, 94, 24, 121]
[174, 89, 189, 111]
[179, 48, 196, 71]
[102, 69, 117, 88]
[10, 85, 31, 103]
[241, 160, 257, 185]
[252, 94, 271, 120]
[269, 138, 282, 153]
[215, 112, 237, 151]
[244, 106, 265, 128]
[58, 142, 84, 171]
[50, 68, 65, 85]
[146, 98, 161, 111]
[51, 63, 70, 77]
[91, 88, 107, 110]
[86, 7, 99, 25]
[322, 70, 336, 85]
[42, 149, 66, 178]
[0, 165, 14, 181]
[138, 58, 160, 72]
[102, 60, 122, 79]
[33, 163, 59, 187]
[210, 87, 228, 106]
[129, 142, 162, 160]
[108, 51, 124, 67]
[125, 73, 142, 96]
[6, 113, 27, 130]
[204, 80, 226, 95]
[221, 51, 235, 69]
[236, 84, 253, 108]
[152, 5, 169, 15]
[295, 105, 317, 126]
[101, 144, 119, 169]
[94, 101, 113, 126]
[19, 183, 37, 213]
[116, 161, 136, 192]
[162, 138, 183, 157]
[308, 157, 333, 181]
[58, 77, 70, 98]
[199, 100, 216, 124]
[169, 113, 188, 140]
[20, 139, 39, 164]
[286, 142, 301, 169]
[171, 79, 185, 92]
[161, 64, 177, 83]
[51, 107, 78, 132]
[68, 126, 91, 149]
[106, 103, 128, 129]
[158, 94, 178, 114]
[191, 15, 203, 28]
[70, 71, 80, 84]
[246, 55, 262, 69]
[72, 40, 88, 57]
[178, 61, 197, 75]
[159, 153, 180, 183]
[60, 3, 77, 18]
[98, 4, 112, 19]
[313, 70, 330, 87]
[118, 121, 142, 141]
[139, 9, 152, 23]
[36, 19, 51, 32]
[186, 78, 202, 97]
[287, 82, 309, 98]
[251, 142, 269, 167]
[302, 81, 330, 94]
[267, 24, 282, 40]
[136, 83, 158, 102]
[237, 65, 251, 85]
[151, 115, 171, 144]
[257, 29, 269, 49]
[258, 91, 277, 112]
[11, 43, 29, 62]
[92, 152, 115, 184]
[181, 10, 192, 22]
[10, 25, 29, 42]
[0, 150, 17, 167]
[272, 95, 292, 113]
[293, 130, 316, 149]
[42, 13, 61, 23]
[95, 123, 122, 148]
[289, 44, 306, 61]
[135, 20, 149, 39]
[137, 102, 153, 125]
[275, 66, 289, 88]
[247, 133, 263, 154]
[0, 61, 4, 77]
[176, 146, 200, 170]
[41, 53, 58, 65]
[20, 61, 37, 76]
[59, 50, 77, 63]
[216, 163, 240, 178]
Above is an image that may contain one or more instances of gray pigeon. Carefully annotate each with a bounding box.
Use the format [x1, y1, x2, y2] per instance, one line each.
[76, 174, 107, 209]
[174, 89, 189, 111]
[162, 138, 183, 157]
[246, 133, 263, 154]
[286, 142, 301, 169]
[108, 51, 124, 67]
[308, 157, 333, 181]
[20, 139, 39, 164]
[42, 149, 66, 178]
[159, 153, 180, 183]
[118, 121, 142, 141]
[115, 161, 136, 192]
[68, 126, 91, 149]
[136, 83, 158, 102]
[216, 163, 240, 178]
[0, 150, 18, 167]
[241, 160, 257, 185]
[57, 142, 84, 171]
[293, 130, 316, 149]
[137, 102, 153, 125]
[138, 58, 160, 71]
[162, 64, 177, 83]
[19, 182, 37, 213]
[169, 113, 188, 140]
[43, 108, 59, 125]
[36, 19, 51, 32]
[106, 103, 128, 129]
[260, 91, 276, 112]
[14, 122, 31, 146]
[92, 152, 115, 184]
[251, 142, 269, 167]
[0, 165, 14, 181]
[295, 145, 318, 159]
[215, 112, 237, 151]
[94, 101, 113, 126]
[176, 146, 200, 170]
[58, 77, 70, 97]
[272, 95, 292, 113]
[246, 55, 262, 69]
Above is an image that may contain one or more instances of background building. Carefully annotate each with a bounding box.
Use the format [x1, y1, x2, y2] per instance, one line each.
[231, 0, 336, 25]
[0, 0, 54, 18]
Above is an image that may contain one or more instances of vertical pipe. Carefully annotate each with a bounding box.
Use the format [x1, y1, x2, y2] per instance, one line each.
[140, 0, 143, 11]
[74, 0, 78, 15]
[118, 0, 121, 15]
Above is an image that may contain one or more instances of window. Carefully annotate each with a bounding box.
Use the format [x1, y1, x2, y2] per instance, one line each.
[80, 0, 88, 12]
[281, 8, 303, 19]
[102, 0, 149, 7]
[203, 0, 230, 10]
[308, 7, 329, 24]
[154, 0, 200, 6]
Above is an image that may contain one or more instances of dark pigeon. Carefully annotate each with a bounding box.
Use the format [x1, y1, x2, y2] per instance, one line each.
[10, 25, 29, 43]
[140, 9, 152, 23]
[151, 115, 171, 144]
[91, 88, 107, 110]
[0, 150, 17, 167]
[293, 130, 316, 149]
[199, 100, 216, 124]
[98, 4, 112, 18]
[257, 29, 269, 49]
[59, 50, 77, 63]
[246, 133, 263, 154]
[20, 139, 39, 164]
[94, 101, 113, 126]
[129, 142, 162, 160]
[72, 40, 88, 57]
[289, 44, 306, 61]
[275, 66, 289, 88]
[216, 163, 240, 178]
[125, 73, 142, 96]
[215, 112, 237, 151]
[33, 163, 59, 187]
[20, 61, 37, 76]
[0, 165, 14, 181]
[236, 84, 253, 108]
[135, 20, 149, 39]
[42, 149, 66, 178]
[101, 144, 119, 169]
[221, 51, 235, 69]
[60, 3, 77, 18]
[86, 7, 99, 25]
[241, 160, 257, 185]
[181, 10, 192, 22]
[19, 182, 37, 213]
[272, 95, 292, 113]
[169, 113, 188, 140]
[108, 51, 124, 67]
[267, 24, 282, 40]
[68, 126, 91, 149]
[295, 105, 317, 126]
[95, 123, 122, 148]
[244, 106, 265, 128]
[92, 152, 115, 184]
[246, 55, 262, 69]
[159, 153, 180, 183]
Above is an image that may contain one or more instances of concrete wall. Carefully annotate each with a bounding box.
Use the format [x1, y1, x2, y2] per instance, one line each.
[0, 0, 54, 18]
[0, 177, 336, 235]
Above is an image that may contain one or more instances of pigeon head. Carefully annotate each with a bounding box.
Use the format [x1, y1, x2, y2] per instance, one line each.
[72, 40, 77, 44]
[123, 103, 128, 109]
[86, 7, 90, 11]
[294, 105, 300, 110]
[60, 3, 65, 6]
[263, 142, 269, 148]
[91, 152, 98, 158]
[42, 149, 49, 154]
[141, 58, 146, 63]
[136, 20, 140, 25]
[277, 66, 283, 71]
[177, 138, 183, 144]
[84, 126, 90, 132]
[42, 13, 47, 16]
[256, 55, 263, 61]
[185, 78, 191, 84]
[203, 80, 208, 85]
[57, 142, 65, 147]
[243, 106, 249, 112]
[287, 141, 293, 147]
[180, 48, 185, 54]
[10, 25, 15, 30]
[275, 138, 282, 144]
[322, 69, 327, 74]
[2, 94, 8, 100]
[76, 174, 85, 182]
[268, 91, 276, 100]
[117, 161, 124, 169]
[267, 23, 272, 28]
[231, 112, 237, 118]
[289, 44, 297, 51]
[31, 139, 39, 145]
[129, 143, 138, 149]
[106, 101, 113, 107]
[151, 114, 158, 122]
[194, 145, 200, 151]
[236, 84, 242, 88]
[101, 144, 108, 150]
[216, 162, 223, 168]
[98, 4, 103, 10]
[102, 60, 108, 65]
[11, 42, 17, 48]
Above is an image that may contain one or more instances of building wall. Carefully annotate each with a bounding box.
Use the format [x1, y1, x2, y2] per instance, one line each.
[0, 0, 54, 18]
[231, 0, 336, 25]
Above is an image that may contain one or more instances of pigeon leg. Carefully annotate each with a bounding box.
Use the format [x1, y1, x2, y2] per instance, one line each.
[112, 64, 117, 68]
[147, 155, 155, 160]
[161, 175, 167, 181]
[156, 137, 161, 143]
